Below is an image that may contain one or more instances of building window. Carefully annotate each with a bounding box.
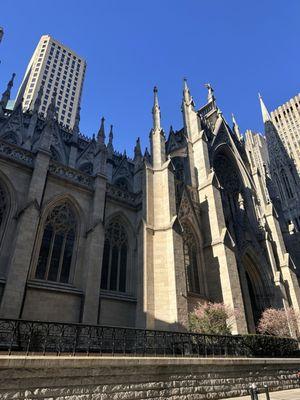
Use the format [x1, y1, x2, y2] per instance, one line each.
[35, 202, 77, 283]
[282, 169, 294, 199]
[182, 223, 201, 294]
[101, 220, 128, 293]
[0, 183, 8, 244]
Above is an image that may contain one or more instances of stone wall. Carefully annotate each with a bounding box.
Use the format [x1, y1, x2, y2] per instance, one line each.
[0, 356, 299, 400]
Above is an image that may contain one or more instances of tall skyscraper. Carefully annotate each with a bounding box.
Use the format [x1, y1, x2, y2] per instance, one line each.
[15, 34, 86, 129]
[270, 94, 300, 174]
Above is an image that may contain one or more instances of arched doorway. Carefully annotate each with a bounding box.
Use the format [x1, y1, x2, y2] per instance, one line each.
[241, 253, 268, 332]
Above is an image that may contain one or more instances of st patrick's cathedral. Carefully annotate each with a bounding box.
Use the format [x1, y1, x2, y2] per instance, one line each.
[0, 74, 300, 334]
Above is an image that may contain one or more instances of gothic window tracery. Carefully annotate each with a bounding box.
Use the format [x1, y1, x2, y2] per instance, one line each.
[114, 177, 130, 191]
[213, 154, 241, 193]
[101, 220, 128, 293]
[2, 132, 18, 145]
[281, 169, 293, 199]
[182, 223, 201, 294]
[50, 146, 61, 162]
[274, 173, 284, 201]
[213, 153, 243, 235]
[35, 202, 77, 283]
[0, 183, 8, 243]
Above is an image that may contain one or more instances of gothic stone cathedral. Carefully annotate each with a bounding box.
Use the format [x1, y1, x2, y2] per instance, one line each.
[0, 75, 300, 335]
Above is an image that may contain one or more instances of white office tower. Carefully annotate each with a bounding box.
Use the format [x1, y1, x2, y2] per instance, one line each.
[15, 35, 86, 129]
[270, 94, 300, 174]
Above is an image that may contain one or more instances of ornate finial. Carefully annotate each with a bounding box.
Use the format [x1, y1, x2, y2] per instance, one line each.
[152, 86, 161, 131]
[204, 83, 214, 103]
[97, 116, 105, 144]
[232, 113, 242, 141]
[33, 85, 44, 113]
[144, 146, 151, 162]
[72, 105, 81, 141]
[134, 137, 142, 159]
[183, 77, 188, 91]
[46, 91, 57, 122]
[109, 124, 113, 145]
[183, 77, 192, 104]
[8, 73, 15, 89]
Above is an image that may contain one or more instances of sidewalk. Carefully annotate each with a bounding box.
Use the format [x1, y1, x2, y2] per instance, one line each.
[224, 388, 300, 400]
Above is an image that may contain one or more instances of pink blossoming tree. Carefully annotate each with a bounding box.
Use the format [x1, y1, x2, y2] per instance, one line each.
[189, 302, 237, 335]
[257, 307, 299, 338]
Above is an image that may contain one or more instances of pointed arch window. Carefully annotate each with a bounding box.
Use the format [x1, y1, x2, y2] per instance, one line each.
[281, 169, 293, 199]
[101, 220, 128, 293]
[0, 183, 9, 244]
[274, 173, 284, 201]
[182, 224, 201, 294]
[35, 202, 77, 283]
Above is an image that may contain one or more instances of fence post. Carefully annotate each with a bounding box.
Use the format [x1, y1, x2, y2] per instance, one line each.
[250, 383, 259, 400]
[264, 384, 270, 400]
[249, 387, 255, 400]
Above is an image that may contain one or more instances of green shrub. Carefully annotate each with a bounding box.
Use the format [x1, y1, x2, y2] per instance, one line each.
[240, 334, 298, 357]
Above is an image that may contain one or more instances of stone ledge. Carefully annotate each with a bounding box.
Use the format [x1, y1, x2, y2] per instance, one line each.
[0, 356, 299, 368]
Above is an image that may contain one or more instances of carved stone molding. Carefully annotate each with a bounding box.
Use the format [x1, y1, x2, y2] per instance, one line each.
[49, 160, 94, 189]
[107, 183, 141, 207]
[0, 139, 34, 167]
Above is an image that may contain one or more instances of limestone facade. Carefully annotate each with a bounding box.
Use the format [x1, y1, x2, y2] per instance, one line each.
[0, 73, 300, 334]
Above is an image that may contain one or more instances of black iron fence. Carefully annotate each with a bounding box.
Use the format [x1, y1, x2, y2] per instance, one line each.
[0, 318, 297, 357]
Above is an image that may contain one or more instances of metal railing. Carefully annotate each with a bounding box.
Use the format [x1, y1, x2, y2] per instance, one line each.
[0, 318, 297, 357]
[0, 318, 251, 357]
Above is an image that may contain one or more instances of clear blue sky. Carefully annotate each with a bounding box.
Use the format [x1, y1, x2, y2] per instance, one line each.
[1, 0, 299, 155]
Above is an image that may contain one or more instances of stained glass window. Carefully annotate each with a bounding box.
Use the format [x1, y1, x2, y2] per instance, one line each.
[35, 202, 77, 283]
[101, 220, 128, 293]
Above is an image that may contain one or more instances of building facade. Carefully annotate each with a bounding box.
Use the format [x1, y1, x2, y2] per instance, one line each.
[0, 72, 300, 334]
[270, 94, 300, 174]
[258, 95, 300, 272]
[15, 35, 86, 130]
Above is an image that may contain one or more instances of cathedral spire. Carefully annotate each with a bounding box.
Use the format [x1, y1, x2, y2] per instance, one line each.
[97, 116, 105, 144]
[259, 93, 271, 123]
[232, 113, 242, 141]
[150, 86, 165, 167]
[0, 73, 15, 109]
[152, 86, 161, 131]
